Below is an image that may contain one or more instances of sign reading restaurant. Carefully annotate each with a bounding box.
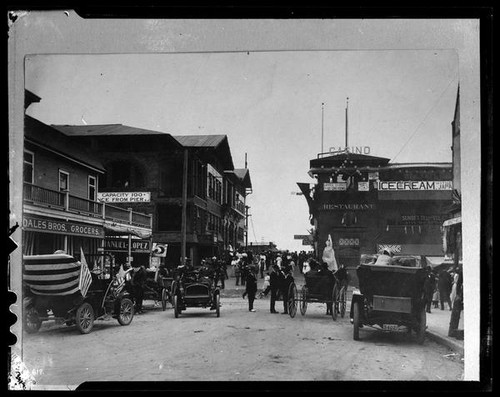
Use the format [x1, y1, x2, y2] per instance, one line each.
[23, 214, 104, 238]
[320, 203, 376, 211]
[97, 192, 151, 203]
[378, 181, 452, 191]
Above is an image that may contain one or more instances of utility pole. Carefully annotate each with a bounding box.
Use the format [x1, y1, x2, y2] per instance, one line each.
[181, 148, 188, 266]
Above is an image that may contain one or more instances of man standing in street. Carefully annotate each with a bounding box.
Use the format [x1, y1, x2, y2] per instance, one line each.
[131, 263, 147, 314]
[438, 269, 453, 310]
[269, 265, 280, 313]
[242, 265, 258, 312]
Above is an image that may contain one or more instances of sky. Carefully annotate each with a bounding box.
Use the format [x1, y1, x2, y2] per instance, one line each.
[25, 49, 459, 251]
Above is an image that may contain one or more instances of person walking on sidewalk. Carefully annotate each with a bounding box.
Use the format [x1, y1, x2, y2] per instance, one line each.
[448, 265, 463, 339]
[242, 265, 258, 312]
[423, 266, 436, 313]
[438, 269, 453, 310]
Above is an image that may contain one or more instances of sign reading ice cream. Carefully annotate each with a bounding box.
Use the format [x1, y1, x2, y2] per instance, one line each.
[97, 192, 151, 203]
[377, 181, 452, 191]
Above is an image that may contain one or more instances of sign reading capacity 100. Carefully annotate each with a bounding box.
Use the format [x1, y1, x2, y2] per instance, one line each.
[97, 192, 151, 203]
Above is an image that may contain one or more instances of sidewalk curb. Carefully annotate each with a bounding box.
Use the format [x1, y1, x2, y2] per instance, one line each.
[426, 330, 464, 355]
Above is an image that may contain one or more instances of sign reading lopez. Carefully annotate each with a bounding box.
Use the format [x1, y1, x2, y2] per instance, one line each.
[97, 192, 151, 203]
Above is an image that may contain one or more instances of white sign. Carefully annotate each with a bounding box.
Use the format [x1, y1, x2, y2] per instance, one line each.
[358, 182, 369, 191]
[377, 244, 402, 253]
[324, 182, 347, 191]
[97, 192, 151, 203]
[152, 243, 168, 257]
[339, 238, 360, 246]
[377, 181, 453, 191]
[368, 172, 379, 180]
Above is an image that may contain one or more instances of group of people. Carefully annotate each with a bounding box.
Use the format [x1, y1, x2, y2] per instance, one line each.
[423, 265, 462, 314]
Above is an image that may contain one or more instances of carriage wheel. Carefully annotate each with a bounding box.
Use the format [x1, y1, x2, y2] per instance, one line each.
[331, 283, 339, 321]
[288, 283, 297, 318]
[161, 288, 168, 311]
[75, 302, 95, 334]
[24, 307, 42, 334]
[353, 301, 360, 341]
[339, 286, 347, 318]
[416, 307, 427, 344]
[117, 298, 134, 326]
[173, 295, 179, 318]
[300, 286, 308, 316]
[215, 293, 220, 318]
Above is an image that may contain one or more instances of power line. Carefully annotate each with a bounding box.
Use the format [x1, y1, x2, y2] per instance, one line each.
[391, 72, 459, 163]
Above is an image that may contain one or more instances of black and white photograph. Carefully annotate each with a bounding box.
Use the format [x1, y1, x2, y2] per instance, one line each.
[7, 10, 491, 390]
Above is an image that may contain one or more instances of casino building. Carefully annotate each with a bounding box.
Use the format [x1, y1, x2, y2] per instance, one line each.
[299, 151, 453, 286]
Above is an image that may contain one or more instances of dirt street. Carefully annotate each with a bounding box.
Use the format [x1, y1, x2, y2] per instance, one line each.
[18, 292, 464, 388]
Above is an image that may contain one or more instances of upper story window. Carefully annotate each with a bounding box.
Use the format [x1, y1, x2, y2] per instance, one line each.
[88, 175, 97, 201]
[104, 160, 146, 190]
[59, 170, 69, 192]
[23, 150, 34, 184]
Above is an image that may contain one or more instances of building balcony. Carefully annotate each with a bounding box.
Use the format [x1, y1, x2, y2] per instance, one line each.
[23, 182, 152, 229]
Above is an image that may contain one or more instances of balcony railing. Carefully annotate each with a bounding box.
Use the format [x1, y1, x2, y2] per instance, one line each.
[23, 183, 152, 229]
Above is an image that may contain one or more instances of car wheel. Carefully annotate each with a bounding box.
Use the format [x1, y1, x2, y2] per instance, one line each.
[416, 307, 426, 344]
[215, 293, 220, 318]
[75, 302, 95, 334]
[288, 283, 297, 318]
[331, 284, 339, 321]
[161, 288, 168, 311]
[117, 298, 134, 326]
[300, 286, 308, 316]
[173, 295, 179, 318]
[353, 301, 360, 341]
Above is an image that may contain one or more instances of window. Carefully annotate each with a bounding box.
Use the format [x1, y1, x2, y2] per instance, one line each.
[23, 151, 34, 184]
[59, 170, 69, 192]
[88, 176, 97, 201]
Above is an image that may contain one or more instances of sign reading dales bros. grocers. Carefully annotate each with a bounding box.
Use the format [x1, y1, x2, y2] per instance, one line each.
[23, 214, 104, 238]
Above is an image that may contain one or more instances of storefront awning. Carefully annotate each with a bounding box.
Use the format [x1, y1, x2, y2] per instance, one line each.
[443, 216, 461, 227]
[424, 256, 445, 268]
[104, 222, 152, 239]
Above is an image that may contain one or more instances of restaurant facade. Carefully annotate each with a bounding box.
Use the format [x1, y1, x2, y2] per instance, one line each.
[299, 151, 453, 286]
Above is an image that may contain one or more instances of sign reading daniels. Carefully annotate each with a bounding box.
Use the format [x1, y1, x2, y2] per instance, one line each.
[378, 181, 452, 191]
[97, 192, 151, 203]
[104, 238, 151, 253]
[23, 214, 104, 238]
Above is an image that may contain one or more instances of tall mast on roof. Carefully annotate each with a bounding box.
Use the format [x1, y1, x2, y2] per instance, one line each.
[345, 97, 349, 149]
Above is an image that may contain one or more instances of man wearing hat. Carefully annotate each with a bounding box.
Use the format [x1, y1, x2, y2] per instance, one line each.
[130, 262, 147, 314]
[269, 265, 280, 313]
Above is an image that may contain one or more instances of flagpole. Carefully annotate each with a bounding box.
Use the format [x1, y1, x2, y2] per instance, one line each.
[345, 97, 349, 149]
[321, 102, 325, 153]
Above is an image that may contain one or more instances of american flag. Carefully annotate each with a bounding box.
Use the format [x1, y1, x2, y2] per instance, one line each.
[78, 248, 93, 298]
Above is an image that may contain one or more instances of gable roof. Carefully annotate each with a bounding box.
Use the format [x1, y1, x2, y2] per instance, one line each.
[173, 134, 234, 171]
[225, 168, 252, 190]
[53, 124, 169, 137]
[25, 116, 105, 172]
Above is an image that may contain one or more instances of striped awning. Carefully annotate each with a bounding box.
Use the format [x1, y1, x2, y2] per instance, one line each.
[23, 253, 84, 296]
[443, 216, 461, 227]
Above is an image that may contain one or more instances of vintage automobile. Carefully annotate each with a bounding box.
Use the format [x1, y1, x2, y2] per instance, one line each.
[350, 255, 427, 343]
[23, 252, 135, 334]
[170, 267, 220, 318]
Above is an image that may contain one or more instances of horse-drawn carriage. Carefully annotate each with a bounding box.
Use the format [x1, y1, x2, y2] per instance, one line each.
[170, 267, 221, 318]
[142, 268, 173, 311]
[297, 266, 348, 321]
[23, 252, 135, 334]
[350, 255, 427, 343]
